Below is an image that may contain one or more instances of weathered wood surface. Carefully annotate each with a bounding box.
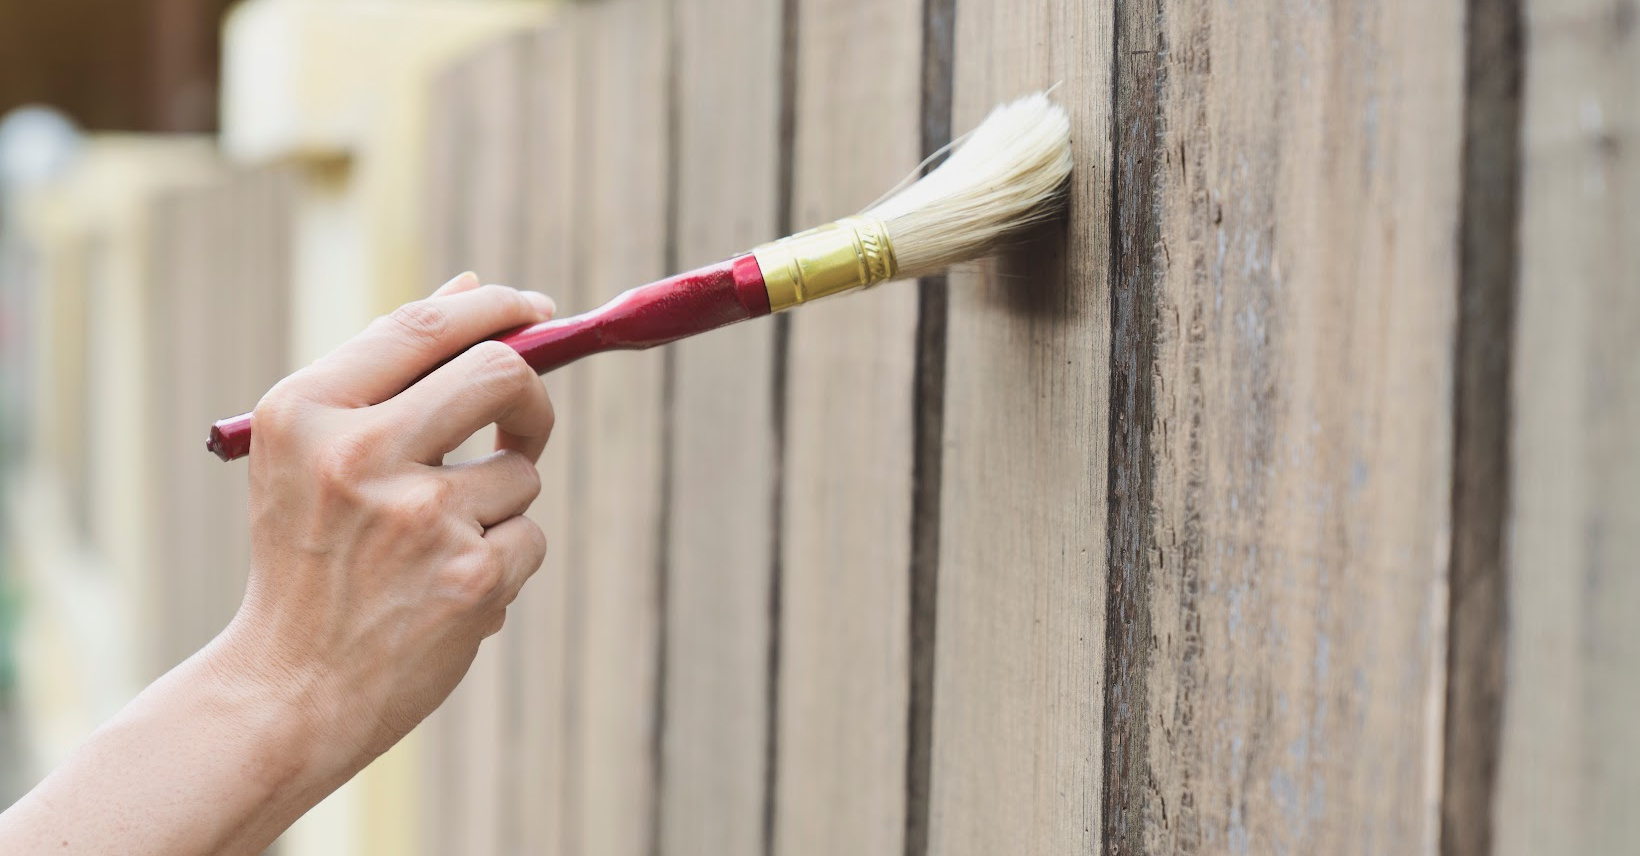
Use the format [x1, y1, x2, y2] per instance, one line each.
[144, 172, 291, 671]
[660, 0, 784, 854]
[173, 190, 221, 661]
[1142, 1, 1464, 852]
[1101, 2, 1164, 851]
[1440, 0, 1522, 851]
[514, 24, 579, 856]
[449, 44, 512, 854]
[419, 33, 541, 856]
[926, 0, 1113, 852]
[418, 55, 480, 856]
[773, 0, 925, 853]
[1494, 1, 1640, 852]
[146, 190, 214, 668]
[80, 2, 1640, 852]
[196, 184, 240, 646]
[311, 2, 1640, 852]
[561, 2, 672, 855]
[204, 170, 293, 649]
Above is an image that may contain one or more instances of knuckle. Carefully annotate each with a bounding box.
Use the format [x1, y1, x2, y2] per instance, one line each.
[445, 551, 504, 605]
[312, 432, 375, 490]
[471, 341, 533, 391]
[253, 383, 306, 437]
[500, 450, 543, 495]
[384, 300, 450, 348]
[386, 478, 451, 530]
[526, 522, 548, 563]
[515, 520, 548, 568]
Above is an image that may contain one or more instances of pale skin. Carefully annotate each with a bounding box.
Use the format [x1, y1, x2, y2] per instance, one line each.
[0, 273, 556, 854]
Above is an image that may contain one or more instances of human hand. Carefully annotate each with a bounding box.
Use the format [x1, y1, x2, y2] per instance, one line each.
[218, 272, 556, 774]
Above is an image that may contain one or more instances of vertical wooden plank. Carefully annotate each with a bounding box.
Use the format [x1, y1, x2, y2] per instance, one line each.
[1100, 1, 1166, 851]
[143, 192, 199, 671]
[1440, 0, 1522, 851]
[1140, 1, 1464, 852]
[418, 58, 477, 856]
[444, 35, 536, 856]
[514, 22, 579, 856]
[1494, 1, 1640, 851]
[196, 169, 292, 649]
[775, 0, 922, 853]
[181, 189, 221, 655]
[142, 194, 174, 673]
[160, 187, 218, 660]
[200, 179, 243, 639]
[927, 0, 1112, 854]
[140, 170, 290, 681]
[238, 169, 294, 568]
[660, 0, 783, 852]
[420, 39, 540, 854]
[563, 1, 671, 854]
[40, 226, 92, 509]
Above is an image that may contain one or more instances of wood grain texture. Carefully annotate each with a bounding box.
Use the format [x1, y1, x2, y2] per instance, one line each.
[774, 0, 923, 851]
[1144, 1, 1463, 852]
[1494, 1, 1640, 852]
[1441, 0, 1523, 851]
[561, 2, 672, 855]
[142, 170, 290, 673]
[660, 0, 784, 854]
[418, 56, 480, 856]
[446, 35, 538, 856]
[926, 0, 1113, 853]
[420, 33, 569, 854]
[187, 189, 231, 651]
[514, 23, 579, 856]
[148, 183, 229, 664]
[145, 190, 211, 668]
[1102, 1, 1164, 852]
[196, 186, 236, 643]
[205, 170, 293, 642]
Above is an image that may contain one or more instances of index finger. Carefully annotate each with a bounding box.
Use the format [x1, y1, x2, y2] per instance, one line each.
[384, 340, 557, 464]
[303, 284, 555, 407]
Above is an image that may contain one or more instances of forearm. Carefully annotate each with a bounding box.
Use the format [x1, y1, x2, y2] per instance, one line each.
[0, 629, 355, 855]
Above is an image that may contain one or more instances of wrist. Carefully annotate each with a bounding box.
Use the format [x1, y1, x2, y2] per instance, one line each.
[195, 624, 362, 805]
[26, 630, 368, 855]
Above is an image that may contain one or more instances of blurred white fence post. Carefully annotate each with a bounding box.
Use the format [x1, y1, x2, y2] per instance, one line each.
[3, 136, 224, 780]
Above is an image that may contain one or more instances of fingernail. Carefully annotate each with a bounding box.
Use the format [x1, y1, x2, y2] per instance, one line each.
[526, 292, 556, 318]
[435, 271, 479, 295]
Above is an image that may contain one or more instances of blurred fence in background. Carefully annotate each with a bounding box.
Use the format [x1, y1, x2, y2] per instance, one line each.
[2, 0, 1637, 855]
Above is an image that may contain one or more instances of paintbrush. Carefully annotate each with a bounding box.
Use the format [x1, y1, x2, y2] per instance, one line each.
[207, 93, 1072, 461]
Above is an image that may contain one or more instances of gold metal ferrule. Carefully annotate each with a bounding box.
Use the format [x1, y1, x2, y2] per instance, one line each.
[751, 216, 899, 312]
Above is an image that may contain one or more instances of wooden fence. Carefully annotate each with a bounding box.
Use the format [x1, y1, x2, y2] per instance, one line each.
[55, 0, 1632, 853]
[145, 169, 293, 674]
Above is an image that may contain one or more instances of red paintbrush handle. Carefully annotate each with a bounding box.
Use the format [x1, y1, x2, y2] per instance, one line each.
[507, 253, 769, 372]
[207, 254, 770, 461]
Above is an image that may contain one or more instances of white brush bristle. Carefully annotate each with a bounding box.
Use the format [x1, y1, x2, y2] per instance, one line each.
[862, 93, 1072, 279]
